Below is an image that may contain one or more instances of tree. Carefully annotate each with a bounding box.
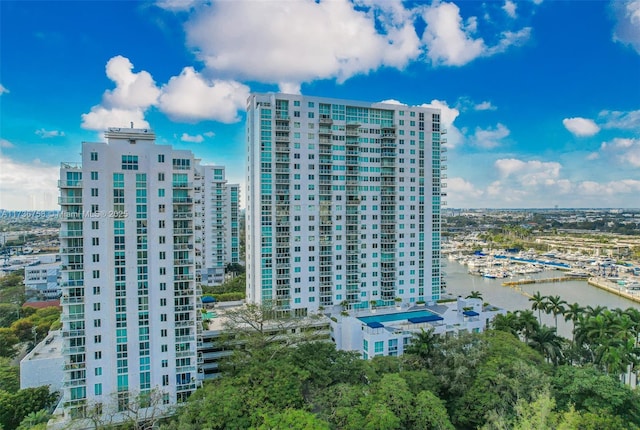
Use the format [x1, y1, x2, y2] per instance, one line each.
[529, 291, 546, 324]
[563, 302, 584, 346]
[551, 365, 640, 425]
[16, 409, 50, 430]
[516, 310, 540, 343]
[0, 327, 19, 357]
[466, 290, 483, 300]
[492, 312, 520, 337]
[0, 386, 57, 430]
[0, 357, 20, 392]
[410, 390, 454, 430]
[544, 295, 567, 330]
[258, 409, 329, 430]
[528, 325, 564, 365]
[405, 328, 439, 367]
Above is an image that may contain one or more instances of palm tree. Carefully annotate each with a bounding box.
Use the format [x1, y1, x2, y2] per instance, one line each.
[529, 291, 546, 325]
[517, 310, 540, 343]
[492, 312, 520, 337]
[563, 302, 584, 345]
[406, 328, 439, 366]
[585, 304, 606, 318]
[544, 295, 567, 330]
[528, 325, 564, 365]
[466, 290, 483, 300]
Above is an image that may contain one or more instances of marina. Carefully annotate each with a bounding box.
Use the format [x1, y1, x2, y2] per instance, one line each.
[444, 260, 640, 339]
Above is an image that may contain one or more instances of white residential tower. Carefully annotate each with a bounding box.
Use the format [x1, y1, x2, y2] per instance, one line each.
[246, 94, 446, 316]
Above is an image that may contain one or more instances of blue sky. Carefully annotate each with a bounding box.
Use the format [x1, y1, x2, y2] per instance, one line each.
[1, 0, 639, 210]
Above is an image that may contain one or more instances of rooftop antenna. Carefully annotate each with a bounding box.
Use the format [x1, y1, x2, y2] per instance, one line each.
[130, 122, 134, 128]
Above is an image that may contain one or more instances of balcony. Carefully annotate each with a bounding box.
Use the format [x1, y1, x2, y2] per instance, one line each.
[319, 115, 333, 125]
[173, 212, 193, 219]
[58, 197, 83, 205]
[174, 274, 194, 281]
[173, 197, 193, 204]
[61, 313, 84, 322]
[62, 329, 85, 338]
[58, 180, 82, 188]
[61, 296, 84, 305]
[173, 182, 193, 189]
[173, 228, 194, 235]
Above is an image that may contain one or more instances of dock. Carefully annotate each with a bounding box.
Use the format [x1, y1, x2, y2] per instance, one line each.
[587, 277, 640, 305]
[502, 277, 577, 287]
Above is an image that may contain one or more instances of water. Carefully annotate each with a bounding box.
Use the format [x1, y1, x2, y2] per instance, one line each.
[445, 260, 640, 339]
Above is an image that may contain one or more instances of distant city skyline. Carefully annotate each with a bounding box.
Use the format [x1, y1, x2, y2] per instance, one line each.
[1, 0, 639, 210]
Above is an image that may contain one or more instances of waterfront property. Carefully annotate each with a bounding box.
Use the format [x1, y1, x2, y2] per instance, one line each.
[246, 93, 446, 315]
[330, 297, 504, 359]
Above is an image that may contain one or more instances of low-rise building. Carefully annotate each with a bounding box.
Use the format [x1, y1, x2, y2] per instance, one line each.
[329, 297, 504, 359]
[20, 330, 65, 391]
[24, 261, 61, 299]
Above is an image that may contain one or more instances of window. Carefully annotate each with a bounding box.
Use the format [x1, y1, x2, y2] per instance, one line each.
[160, 267, 166, 275]
[122, 155, 139, 170]
[160, 314, 167, 322]
[91, 188, 99, 197]
[93, 286, 101, 295]
[95, 367, 102, 376]
[160, 298, 167, 306]
[158, 172, 165, 181]
[93, 303, 101, 311]
[159, 236, 166, 244]
[95, 351, 102, 359]
[159, 251, 166, 260]
[162, 375, 169, 386]
[159, 204, 165, 213]
[90, 152, 98, 161]
[91, 171, 98, 180]
[94, 335, 102, 343]
[92, 254, 99, 263]
[161, 329, 167, 337]
[91, 221, 99, 230]
[95, 384, 102, 396]
[162, 359, 168, 368]
[159, 220, 165, 228]
[161, 344, 168, 352]
[158, 189, 165, 197]
[94, 319, 101, 327]
[92, 237, 99, 246]
[158, 154, 165, 162]
[92, 270, 100, 279]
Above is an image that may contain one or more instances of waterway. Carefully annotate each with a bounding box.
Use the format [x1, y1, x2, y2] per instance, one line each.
[445, 260, 640, 339]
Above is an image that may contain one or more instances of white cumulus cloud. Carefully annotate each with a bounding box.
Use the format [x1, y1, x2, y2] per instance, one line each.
[502, 0, 517, 18]
[421, 2, 531, 66]
[0, 84, 8, 95]
[180, 133, 204, 143]
[35, 129, 65, 138]
[474, 101, 496, 111]
[598, 109, 640, 130]
[158, 67, 249, 123]
[562, 117, 600, 137]
[420, 99, 464, 148]
[103, 56, 160, 110]
[470, 123, 510, 149]
[0, 139, 14, 149]
[612, 0, 640, 54]
[599, 137, 640, 167]
[156, 0, 200, 12]
[82, 106, 150, 131]
[185, 0, 421, 86]
[495, 158, 562, 186]
[0, 155, 59, 210]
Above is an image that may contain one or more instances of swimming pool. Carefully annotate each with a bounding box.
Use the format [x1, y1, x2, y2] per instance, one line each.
[358, 309, 437, 325]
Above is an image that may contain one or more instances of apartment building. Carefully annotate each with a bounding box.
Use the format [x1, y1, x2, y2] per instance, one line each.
[193, 165, 240, 287]
[246, 94, 446, 316]
[58, 128, 199, 422]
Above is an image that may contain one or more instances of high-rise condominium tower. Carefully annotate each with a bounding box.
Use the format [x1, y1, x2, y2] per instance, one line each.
[193, 165, 240, 286]
[246, 94, 446, 316]
[59, 128, 204, 420]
